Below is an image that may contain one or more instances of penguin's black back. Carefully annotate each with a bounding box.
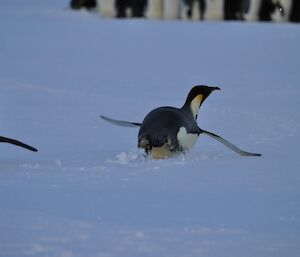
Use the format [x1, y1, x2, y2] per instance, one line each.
[138, 107, 200, 148]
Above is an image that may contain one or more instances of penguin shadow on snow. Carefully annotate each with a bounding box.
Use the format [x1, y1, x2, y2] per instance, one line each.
[101, 85, 262, 160]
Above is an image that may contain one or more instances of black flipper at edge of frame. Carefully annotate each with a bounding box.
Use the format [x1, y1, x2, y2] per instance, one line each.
[200, 129, 262, 157]
[0, 136, 38, 152]
[100, 115, 142, 128]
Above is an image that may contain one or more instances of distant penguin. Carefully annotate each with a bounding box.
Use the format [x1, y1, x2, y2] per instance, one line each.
[224, 0, 244, 20]
[0, 136, 38, 152]
[115, 0, 147, 18]
[290, 0, 300, 22]
[258, 0, 284, 21]
[70, 0, 97, 10]
[101, 85, 261, 159]
[183, 0, 207, 20]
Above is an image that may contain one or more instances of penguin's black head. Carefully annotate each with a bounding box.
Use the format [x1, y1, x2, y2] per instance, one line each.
[182, 85, 220, 120]
[185, 85, 220, 103]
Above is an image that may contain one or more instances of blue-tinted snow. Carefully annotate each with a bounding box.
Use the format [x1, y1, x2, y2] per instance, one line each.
[0, 1, 300, 257]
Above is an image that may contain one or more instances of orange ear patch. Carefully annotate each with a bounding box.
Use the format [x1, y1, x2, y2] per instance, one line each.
[190, 94, 203, 119]
[196, 94, 203, 104]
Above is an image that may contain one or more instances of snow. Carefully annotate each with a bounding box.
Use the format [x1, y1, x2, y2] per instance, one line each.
[0, 1, 300, 257]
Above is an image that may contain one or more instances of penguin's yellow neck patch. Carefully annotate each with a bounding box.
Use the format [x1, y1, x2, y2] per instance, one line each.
[190, 94, 203, 120]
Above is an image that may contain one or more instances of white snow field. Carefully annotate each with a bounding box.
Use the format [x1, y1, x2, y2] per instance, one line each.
[1, 1, 300, 257]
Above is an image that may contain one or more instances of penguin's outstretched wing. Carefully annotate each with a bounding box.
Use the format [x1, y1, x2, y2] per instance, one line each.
[100, 115, 142, 128]
[0, 136, 38, 152]
[200, 129, 261, 157]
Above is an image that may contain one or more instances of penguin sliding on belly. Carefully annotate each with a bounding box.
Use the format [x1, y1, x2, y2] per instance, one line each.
[101, 85, 261, 159]
[0, 136, 38, 152]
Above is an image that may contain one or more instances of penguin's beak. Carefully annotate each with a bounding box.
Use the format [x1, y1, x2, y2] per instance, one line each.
[213, 86, 221, 91]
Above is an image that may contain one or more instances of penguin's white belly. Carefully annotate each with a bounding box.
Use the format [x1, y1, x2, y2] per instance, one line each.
[149, 127, 199, 159]
[177, 127, 199, 151]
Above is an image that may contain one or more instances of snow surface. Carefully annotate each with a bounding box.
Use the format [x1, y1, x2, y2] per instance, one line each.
[1, 1, 300, 257]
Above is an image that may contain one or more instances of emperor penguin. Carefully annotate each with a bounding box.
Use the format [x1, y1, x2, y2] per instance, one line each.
[101, 85, 261, 159]
[0, 136, 38, 152]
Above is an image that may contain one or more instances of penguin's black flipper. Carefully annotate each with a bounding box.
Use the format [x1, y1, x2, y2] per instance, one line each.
[100, 115, 142, 128]
[200, 129, 261, 157]
[0, 136, 38, 152]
